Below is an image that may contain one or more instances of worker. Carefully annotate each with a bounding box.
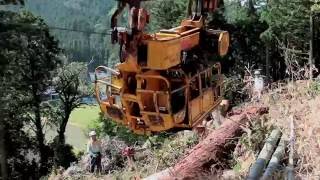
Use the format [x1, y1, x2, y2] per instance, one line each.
[253, 69, 264, 100]
[87, 130, 102, 173]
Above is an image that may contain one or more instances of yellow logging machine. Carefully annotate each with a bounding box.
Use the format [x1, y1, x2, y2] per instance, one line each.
[95, 0, 230, 134]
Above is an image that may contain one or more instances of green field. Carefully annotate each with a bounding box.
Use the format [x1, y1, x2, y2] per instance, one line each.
[64, 105, 101, 150]
[69, 105, 100, 129]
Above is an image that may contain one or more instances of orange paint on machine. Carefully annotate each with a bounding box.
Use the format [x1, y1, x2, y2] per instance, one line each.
[95, 0, 229, 134]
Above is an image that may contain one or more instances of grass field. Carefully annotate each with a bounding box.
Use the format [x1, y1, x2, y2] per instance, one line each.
[63, 105, 101, 150]
[69, 105, 100, 129]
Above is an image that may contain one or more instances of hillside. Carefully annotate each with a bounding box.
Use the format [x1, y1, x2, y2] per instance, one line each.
[49, 79, 320, 179]
[2, 0, 118, 68]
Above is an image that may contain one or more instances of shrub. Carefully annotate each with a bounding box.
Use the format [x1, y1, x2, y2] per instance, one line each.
[223, 75, 249, 106]
[308, 78, 320, 96]
[50, 139, 77, 169]
[87, 113, 148, 145]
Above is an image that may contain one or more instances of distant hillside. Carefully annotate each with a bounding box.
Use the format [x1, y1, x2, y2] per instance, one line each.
[2, 0, 120, 69]
[24, 0, 117, 68]
[1, 0, 187, 69]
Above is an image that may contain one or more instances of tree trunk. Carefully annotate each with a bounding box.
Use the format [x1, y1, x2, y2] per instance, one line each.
[32, 86, 48, 175]
[0, 124, 8, 180]
[145, 106, 269, 179]
[187, 0, 193, 17]
[30, 56, 49, 175]
[266, 44, 270, 80]
[309, 14, 314, 80]
[248, 0, 255, 15]
[34, 104, 48, 175]
[57, 112, 71, 145]
[58, 127, 66, 145]
[86, 33, 91, 57]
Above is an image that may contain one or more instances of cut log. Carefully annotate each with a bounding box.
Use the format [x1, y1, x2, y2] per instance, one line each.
[144, 106, 268, 180]
[261, 135, 287, 180]
[247, 129, 282, 180]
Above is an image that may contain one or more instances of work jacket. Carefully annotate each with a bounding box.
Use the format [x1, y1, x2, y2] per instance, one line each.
[87, 140, 102, 157]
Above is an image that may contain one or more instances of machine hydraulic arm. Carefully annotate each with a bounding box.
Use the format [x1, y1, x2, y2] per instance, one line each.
[95, 0, 229, 134]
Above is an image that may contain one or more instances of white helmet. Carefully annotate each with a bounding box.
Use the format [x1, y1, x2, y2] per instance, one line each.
[254, 69, 261, 75]
[89, 130, 97, 137]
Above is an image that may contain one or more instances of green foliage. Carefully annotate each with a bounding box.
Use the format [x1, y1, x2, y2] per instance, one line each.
[50, 62, 91, 128]
[224, 0, 253, 25]
[69, 105, 100, 129]
[308, 79, 320, 95]
[109, 131, 198, 179]
[148, 0, 189, 31]
[230, 117, 272, 174]
[0, 0, 23, 5]
[88, 114, 148, 145]
[44, 62, 92, 167]
[260, 0, 311, 49]
[214, 0, 268, 79]
[151, 131, 198, 170]
[87, 115, 105, 137]
[0, 10, 61, 177]
[55, 62, 90, 99]
[239, 117, 272, 153]
[223, 75, 248, 106]
[50, 140, 77, 169]
[311, 0, 320, 12]
[3, 0, 118, 68]
[232, 162, 242, 173]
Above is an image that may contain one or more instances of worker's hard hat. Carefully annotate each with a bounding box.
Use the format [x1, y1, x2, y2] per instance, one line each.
[89, 131, 97, 137]
[254, 70, 261, 75]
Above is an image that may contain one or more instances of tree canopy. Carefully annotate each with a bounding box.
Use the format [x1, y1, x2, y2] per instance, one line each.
[0, 10, 61, 178]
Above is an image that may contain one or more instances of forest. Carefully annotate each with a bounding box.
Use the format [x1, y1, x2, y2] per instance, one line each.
[1, 0, 320, 179]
